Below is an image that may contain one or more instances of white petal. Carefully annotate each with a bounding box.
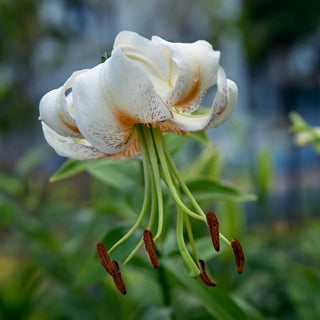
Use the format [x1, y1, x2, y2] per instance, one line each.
[105, 48, 172, 123]
[39, 70, 87, 138]
[72, 62, 129, 155]
[114, 31, 170, 82]
[208, 79, 238, 128]
[170, 67, 237, 131]
[72, 49, 172, 155]
[152, 36, 220, 113]
[42, 122, 105, 160]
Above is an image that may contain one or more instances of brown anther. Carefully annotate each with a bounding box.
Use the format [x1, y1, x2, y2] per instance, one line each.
[231, 239, 245, 274]
[111, 260, 127, 295]
[143, 230, 159, 269]
[206, 211, 220, 252]
[198, 260, 217, 287]
[97, 243, 113, 275]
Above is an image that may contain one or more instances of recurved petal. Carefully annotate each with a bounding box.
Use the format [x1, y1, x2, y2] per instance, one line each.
[114, 31, 170, 82]
[103, 47, 172, 124]
[152, 36, 220, 113]
[72, 61, 132, 155]
[208, 79, 237, 128]
[170, 67, 237, 132]
[41, 122, 105, 160]
[39, 70, 87, 138]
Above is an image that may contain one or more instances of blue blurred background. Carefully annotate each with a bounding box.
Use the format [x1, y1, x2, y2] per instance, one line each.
[1, 0, 320, 222]
[1, 0, 320, 319]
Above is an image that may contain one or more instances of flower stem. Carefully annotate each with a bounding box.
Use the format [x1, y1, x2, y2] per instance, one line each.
[159, 130, 231, 247]
[141, 126, 164, 241]
[150, 127, 205, 222]
[108, 128, 151, 253]
[176, 206, 200, 278]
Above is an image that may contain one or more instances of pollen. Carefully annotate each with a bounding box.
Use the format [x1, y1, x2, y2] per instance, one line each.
[97, 242, 113, 275]
[231, 239, 245, 274]
[97, 243, 127, 295]
[143, 230, 159, 269]
[206, 211, 220, 252]
[198, 259, 217, 287]
[111, 260, 127, 295]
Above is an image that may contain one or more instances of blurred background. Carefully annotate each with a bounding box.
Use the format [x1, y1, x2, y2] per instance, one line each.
[1, 0, 320, 319]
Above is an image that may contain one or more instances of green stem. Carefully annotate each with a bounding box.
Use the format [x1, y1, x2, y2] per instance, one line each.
[167, 165, 199, 264]
[121, 125, 160, 267]
[160, 131, 231, 247]
[160, 133, 206, 219]
[150, 128, 205, 222]
[183, 213, 199, 263]
[141, 126, 164, 241]
[109, 128, 150, 253]
[176, 206, 200, 278]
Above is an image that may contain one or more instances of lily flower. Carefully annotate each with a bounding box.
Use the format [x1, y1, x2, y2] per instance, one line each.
[39, 31, 243, 294]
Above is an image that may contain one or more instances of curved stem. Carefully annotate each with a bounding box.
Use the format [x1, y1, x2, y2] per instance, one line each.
[142, 126, 164, 241]
[160, 133, 206, 220]
[160, 131, 231, 247]
[109, 129, 150, 253]
[167, 165, 199, 264]
[121, 125, 160, 267]
[183, 213, 199, 263]
[151, 128, 205, 222]
[176, 206, 200, 278]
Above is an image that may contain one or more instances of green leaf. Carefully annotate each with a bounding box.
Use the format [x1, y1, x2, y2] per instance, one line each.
[185, 178, 257, 203]
[163, 258, 249, 320]
[0, 172, 24, 197]
[50, 159, 89, 182]
[129, 305, 171, 320]
[163, 133, 188, 155]
[289, 112, 308, 132]
[183, 145, 222, 180]
[87, 160, 139, 190]
[15, 146, 49, 178]
[186, 131, 211, 146]
[254, 148, 274, 195]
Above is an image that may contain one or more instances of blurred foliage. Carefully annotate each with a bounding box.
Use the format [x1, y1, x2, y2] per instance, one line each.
[1, 132, 319, 319]
[241, 0, 320, 63]
[0, 133, 261, 319]
[290, 112, 320, 154]
[0, 0, 39, 131]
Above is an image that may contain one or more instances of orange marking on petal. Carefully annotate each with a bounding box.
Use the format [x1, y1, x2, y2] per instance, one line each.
[143, 230, 159, 269]
[115, 109, 140, 128]
[173, 71, 201, 113]
[206, 211, 220, 252]
[231, 239, 245, 274]
[198, 260, 217, 287]
[154, 120, 185, 134]
[107, 131, 141, 160]
[57, 111, 81, 134]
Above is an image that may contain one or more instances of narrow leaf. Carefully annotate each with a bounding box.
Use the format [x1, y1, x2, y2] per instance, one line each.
[163, 258, 248, 320]
[185, 178, 257, 202]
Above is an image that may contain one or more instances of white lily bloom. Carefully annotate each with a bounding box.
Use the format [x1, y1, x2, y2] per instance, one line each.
[39, 32, 244, 292]
[39, 31, 238, 160]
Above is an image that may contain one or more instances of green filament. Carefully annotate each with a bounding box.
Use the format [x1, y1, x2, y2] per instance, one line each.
[107, 124, 231, 275]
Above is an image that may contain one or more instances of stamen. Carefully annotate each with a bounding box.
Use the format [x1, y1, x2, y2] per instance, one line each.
[97, 242, 113, 275]
[231, 239, 245, 274]
[206, 211, 220, 252]
[143, 230, 159, 269]
[111, 260, 127, 295]
[198, 260, 217, 287]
